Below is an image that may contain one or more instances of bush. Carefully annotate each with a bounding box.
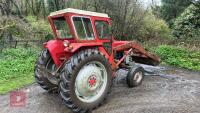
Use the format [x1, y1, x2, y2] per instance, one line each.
[0, 16, 53, 41]
[155, 45, 200, 71]
[26, 15, 53, 40]
[140, 12, 173, 41]
[0, 16, 34, 40]
[26, 15, 51, 33]
[173, 4, 200, 39]
[0, 48, 39, 94]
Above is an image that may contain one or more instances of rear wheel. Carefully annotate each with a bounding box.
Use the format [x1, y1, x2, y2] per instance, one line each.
[59, 49, 112, 112]
[34, 49, 59, 93]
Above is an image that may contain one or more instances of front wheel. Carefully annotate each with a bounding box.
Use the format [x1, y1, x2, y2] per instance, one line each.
[127, 66, 144, 88]
[59, 49, 112, 113]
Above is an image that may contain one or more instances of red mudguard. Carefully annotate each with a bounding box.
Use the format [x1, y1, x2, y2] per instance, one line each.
[44, 40, 66, 66]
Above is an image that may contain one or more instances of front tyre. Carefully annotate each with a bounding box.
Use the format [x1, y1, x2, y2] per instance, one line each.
[127, 66, 144, 88]
[34, 49, 59, 93]
[59, 49, 112, 112]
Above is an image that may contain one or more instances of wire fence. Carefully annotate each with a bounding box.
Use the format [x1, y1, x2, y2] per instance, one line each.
[0, 39, 45, 52]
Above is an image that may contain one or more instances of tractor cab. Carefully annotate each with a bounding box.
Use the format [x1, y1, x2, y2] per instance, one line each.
[48, 8, 112, 42]
[46, 8, 116, 66]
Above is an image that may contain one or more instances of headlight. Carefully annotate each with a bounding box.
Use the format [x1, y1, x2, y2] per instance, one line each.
[63, 41, 69, 47]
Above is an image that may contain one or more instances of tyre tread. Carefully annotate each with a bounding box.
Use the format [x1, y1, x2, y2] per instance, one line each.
[59, 48, 112, 113]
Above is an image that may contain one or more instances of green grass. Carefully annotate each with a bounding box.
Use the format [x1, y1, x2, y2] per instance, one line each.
[155, 45, 200, 71]
[1, 45, 199, 94]
[0, 47, 39, 94]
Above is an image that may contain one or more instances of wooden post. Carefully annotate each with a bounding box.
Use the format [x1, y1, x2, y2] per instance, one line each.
[0, 41, 3, 52]
[25, 41, 28, 48]
[15, 41, 17, 48]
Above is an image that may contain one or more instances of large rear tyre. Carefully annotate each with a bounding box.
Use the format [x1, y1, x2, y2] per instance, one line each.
[34, 49, 59, 93]
[59, 49, 112, 113]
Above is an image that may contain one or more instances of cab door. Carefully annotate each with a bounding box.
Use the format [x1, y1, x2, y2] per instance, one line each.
[94, 20, 112, 55]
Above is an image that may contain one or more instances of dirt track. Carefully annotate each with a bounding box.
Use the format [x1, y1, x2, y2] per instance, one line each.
[0, 65, 200, 113]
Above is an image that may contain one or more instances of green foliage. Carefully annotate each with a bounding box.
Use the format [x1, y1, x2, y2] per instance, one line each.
[0, 48, 39, 94]
[26, 15, 53, 40]
[26, 15, 51, 34]
[1, 0, 175, 42]
[47, 0, 58, 12]
[0, 15, 53, 41]
[0, 16, 33, 40]
[173, 4, 200, 39]
[140, 12, 173, 40]
[159, 0, 191, 26]
[47, 0, 66, 12]
[89, 0, 146, 40]
[155, 45, 200, 71]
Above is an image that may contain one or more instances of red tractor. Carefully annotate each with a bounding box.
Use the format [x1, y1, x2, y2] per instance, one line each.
[34, 8, 160, 112]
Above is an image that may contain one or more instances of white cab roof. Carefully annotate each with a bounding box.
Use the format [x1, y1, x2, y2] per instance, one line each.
[49, 8, 109, 18]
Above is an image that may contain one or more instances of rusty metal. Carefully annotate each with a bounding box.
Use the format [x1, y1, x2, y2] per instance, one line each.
[114, 41, 161, 66]
[116, 48, 133, 67]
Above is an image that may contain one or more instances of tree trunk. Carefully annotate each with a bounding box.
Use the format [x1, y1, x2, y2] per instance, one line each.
[42, 0, 46, 20]
[31, 0, 36, 15]
[10, 0, 22, 16]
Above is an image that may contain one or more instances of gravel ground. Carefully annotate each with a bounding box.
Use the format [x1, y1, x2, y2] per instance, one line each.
[0, 65, 200, 113]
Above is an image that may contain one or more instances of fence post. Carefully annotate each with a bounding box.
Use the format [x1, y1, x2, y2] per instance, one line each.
[0, 41, 2, 52]
[15, 41, 17, 48]
[25, 41, 28, 48]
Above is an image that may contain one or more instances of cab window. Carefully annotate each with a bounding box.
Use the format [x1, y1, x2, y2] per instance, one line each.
[95, 21, 110, 39]
[53, 17, 72, 39]
[73, 17, 94, 40]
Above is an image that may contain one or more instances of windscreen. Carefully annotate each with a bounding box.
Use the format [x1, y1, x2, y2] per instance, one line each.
[73, 17, 94, 40]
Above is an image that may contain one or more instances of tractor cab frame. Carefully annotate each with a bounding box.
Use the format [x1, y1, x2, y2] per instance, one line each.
[46, 8, 115, 67]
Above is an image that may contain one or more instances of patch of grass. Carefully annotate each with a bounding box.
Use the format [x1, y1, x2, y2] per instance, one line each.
[155, 45, 200, 71]
[0, 48, 39, 94]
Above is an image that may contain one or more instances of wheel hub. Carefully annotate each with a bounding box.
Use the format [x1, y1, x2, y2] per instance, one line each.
[75, 61, 107, 103]
[88, 75, 97, 87]
[76, 65, 102, 96]
[134, 71, 143, 83]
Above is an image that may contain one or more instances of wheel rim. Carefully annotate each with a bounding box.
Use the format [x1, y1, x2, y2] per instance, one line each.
[46, 59, 59, 85]
[75, 61, 107, 103]
[133, 71, 143, 83]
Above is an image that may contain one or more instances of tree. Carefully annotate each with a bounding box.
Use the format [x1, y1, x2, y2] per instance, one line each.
[159, 0, 192, 26]
[0, 0, 170, 41]
[0, 0, 12, 16]
[173, 4, 200, 38]
[87, 0, 147, 40]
